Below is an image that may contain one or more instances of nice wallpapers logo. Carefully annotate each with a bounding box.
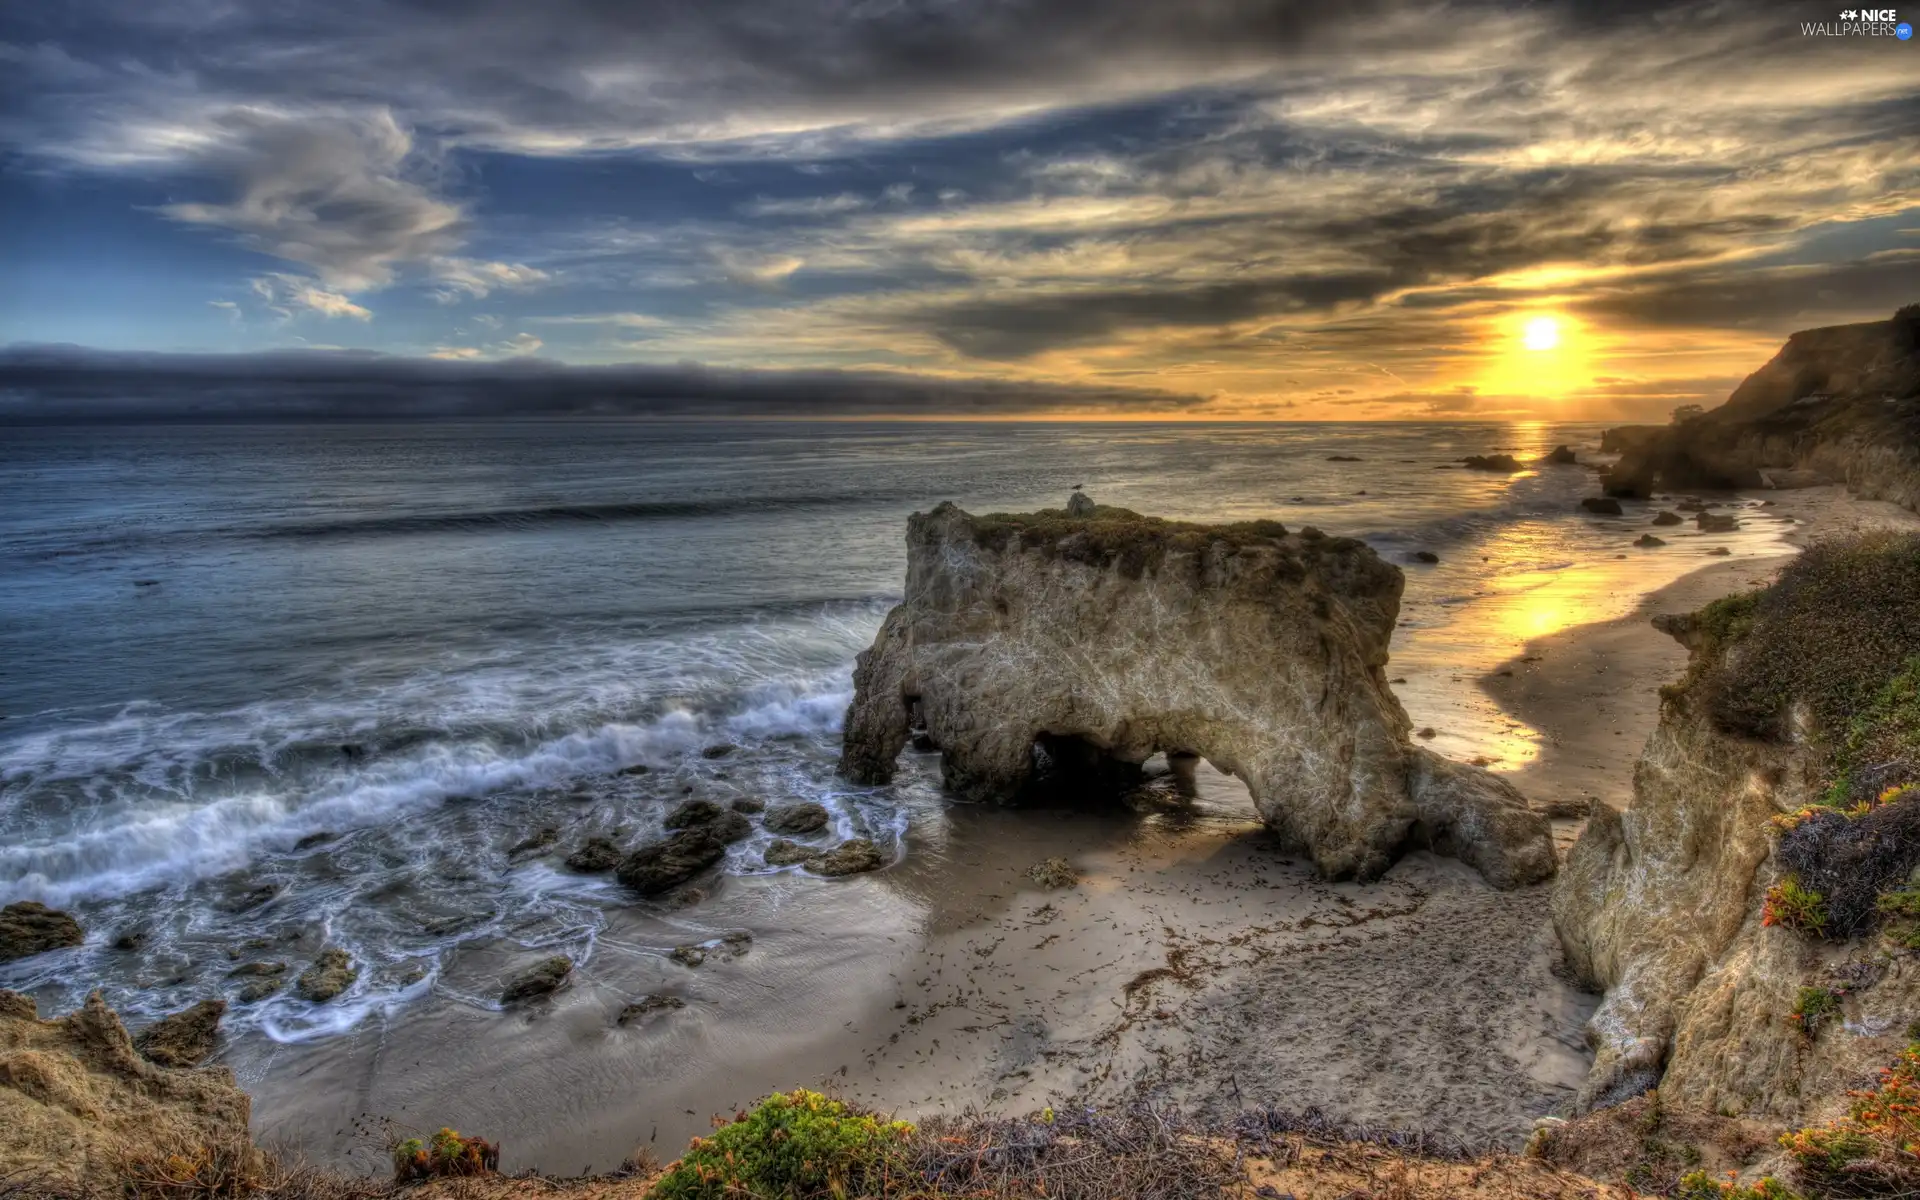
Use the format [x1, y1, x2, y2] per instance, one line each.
[1804, 7, 1914, 35]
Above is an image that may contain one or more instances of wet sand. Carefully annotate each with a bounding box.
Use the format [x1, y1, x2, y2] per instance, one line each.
[247, 485, 1919, 1176]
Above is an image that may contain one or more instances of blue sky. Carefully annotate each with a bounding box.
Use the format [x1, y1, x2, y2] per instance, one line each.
[1, 0, 1916, 419]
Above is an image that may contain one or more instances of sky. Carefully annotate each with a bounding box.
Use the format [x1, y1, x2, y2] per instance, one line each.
[1, 0, 1916, 421]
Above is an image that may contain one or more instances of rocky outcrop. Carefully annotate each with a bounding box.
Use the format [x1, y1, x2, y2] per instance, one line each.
[840, 501, 1556, 887]
[133, 999, 226, 1067]
[0, 990, 254, 1191]
[1602, 306, 1920, 509]
[501, 956, 572, 1004]
[0, 901, 84, 963]
[295, 947, 358, 1002]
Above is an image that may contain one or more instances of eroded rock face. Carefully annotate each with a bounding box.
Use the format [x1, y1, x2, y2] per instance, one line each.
[0, 991, 254, 1191]
[840, 501, 1555, 887]
[0, 901, 84, 963]
[134, 999, 226, 1067]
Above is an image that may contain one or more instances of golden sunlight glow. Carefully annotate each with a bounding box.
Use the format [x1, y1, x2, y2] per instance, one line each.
[1472, 311, 1594, 400]
[1522, 316, 1561, 351]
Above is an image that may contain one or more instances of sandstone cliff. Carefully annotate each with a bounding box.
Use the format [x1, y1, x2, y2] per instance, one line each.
[840, 501, 1556, 887]
[1553, 533, 1920, 1122]
[1604, 304, 1920, 509]
[0, 989, 255, 1191]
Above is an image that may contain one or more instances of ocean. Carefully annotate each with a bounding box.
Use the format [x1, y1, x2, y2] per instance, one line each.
[0, 419, 1789, 1056]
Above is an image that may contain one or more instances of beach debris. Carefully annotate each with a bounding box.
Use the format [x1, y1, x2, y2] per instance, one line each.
[664, 798, 753, 842]
[0, 901, 84, 963]
[1579, 497, 1624, 515]
[564, 835, 623, 872]
[764, 801, 831, 835]
[1027, 857, 1079, 889]
[616, 828, 728, 894]
[764, 838, 812, 867]
[1461, 453, 1523, 471]
[1543, 444, 1578, 465]
[295, 948, 358, 1003]
[134, 999, 225, 1067]
[670, 931, 752, 967]
[1066, 490, 1097, 517]
[617, 994, 686, 1025]
[1651, 510, 1683, 526]
[501, 956, 572, 1004]
[806, 838, 887, 877]
[1635, 534, 1666, 548]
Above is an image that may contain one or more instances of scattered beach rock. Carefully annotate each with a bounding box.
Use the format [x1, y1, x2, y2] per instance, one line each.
[1695, 512, 1738, 532]
[1634, 534, 1666, 548]
[1066, 491, 1097, 517]
[616, 829, 728, 894]
[295, 948, 358, 1003]
[763, 839, 812, 867]
[1651, 510, 1683, 526]
[805, 838, 886, 877]
[618, 762, 652, 776]
[763, 802, 831, 835]
[616, 995, 686, 1025]
[292, 831, 337, 851]
[501, 956, 572, 1004]
[1410, 550, 1440, 564]
[663, 798, 753, 843]
[669, 931, 752, 968]
[1706, 546, 1731, 556]
[1543, 445, 1578, 465]
[1027, 857, 1079, 889]
[507, 827, 559, 857]
[1461, 453, 1523, 472]
[227, 962, 288, 1005]
[133, 999, 225, 1067]
[1578, 497, 1624, 515]
[700, 744, 736, 759]
[1326, 454, 1362, 462]
[227, 960, 286, 978]
[0, 901, 84, 963]
[729, 796, 766, 814]
[222, 883, 279, 913]
[564, 836, 624, 872]
[111, 928, 147, 952]
[1416, 727, 1438, 739]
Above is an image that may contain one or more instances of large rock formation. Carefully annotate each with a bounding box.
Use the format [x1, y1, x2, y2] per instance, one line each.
[0, 990, 255, 1191]
[1554, 534, 1920, 1120]
[839, 501, 1556, 888]
[1602, 305, 1920, 509]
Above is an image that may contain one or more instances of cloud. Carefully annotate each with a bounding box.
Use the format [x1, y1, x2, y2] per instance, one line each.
[429, 257, 551, 302]
[0, 344, 1209, 421]
[156, 108, 462, 292]
[248, 273, 373, 320]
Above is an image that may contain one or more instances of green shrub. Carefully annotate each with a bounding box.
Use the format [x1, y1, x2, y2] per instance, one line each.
[1762, 877, 1829, 937]
[646, 1089, 914, 1199]
[1674, 1171, 1799, 1199]
[1789, 986, 1843, 1039]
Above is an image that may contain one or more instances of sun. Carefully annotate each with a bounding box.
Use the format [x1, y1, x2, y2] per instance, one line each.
[1522, 316, 1561, 352]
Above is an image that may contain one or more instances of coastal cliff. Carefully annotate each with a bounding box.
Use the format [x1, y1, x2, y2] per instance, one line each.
[1604, 304, 1920, 509]
[1552, 532, 1920, 1124]
[840, 500, 1556, 888]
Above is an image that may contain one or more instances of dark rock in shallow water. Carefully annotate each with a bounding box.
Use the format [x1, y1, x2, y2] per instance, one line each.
[292, 831, 337, 852]
[763, 802, 831, 835]
[228, 962, 287, 1003]
[564, 836, 624, 873]
[501, 956, 572, 1004]
[664, 799, 753, 843]
[1326, 454, 1363, 462]
[112, 928, 148, 952]
[134, 999, 226, 1067]
[1707, 546, 1732, 556]
[763, 839, 813, 867]
[805, 839, 887, 877]
[507, 827, 559, 856]
[227, 960, 286, 979]
[669, 931, 751, 968]
[729, 796, 766, 814]
[616, 829, 728, 894]
[1462, 454, 1524, 472]
[296, 948, 358, 1003]
[223, 884, 280, 913]
[700, 744, 736, 759]
[1544, 445, 1578, 465]
[0, 901, 84, 963]
[1696, 512, 1739, 532]
[1635, 534, 1667, 548]
[617, 995, 685, 1025]
[618, 762, 652, 776]
[1651, 510, 1683, 527]
[1410, 551, 1440, 564]
[1579, 497, 1624, 515]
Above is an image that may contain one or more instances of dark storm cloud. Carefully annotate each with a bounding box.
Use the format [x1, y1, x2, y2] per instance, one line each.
[0, 345, 1207, 423]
